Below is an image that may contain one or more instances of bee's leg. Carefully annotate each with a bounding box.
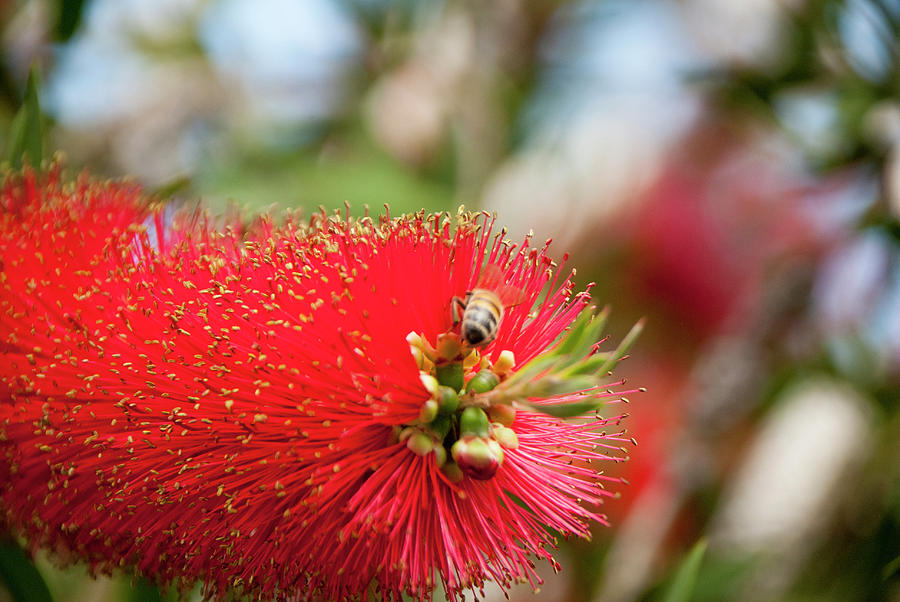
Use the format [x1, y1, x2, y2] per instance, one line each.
[450, 296, 466, 326]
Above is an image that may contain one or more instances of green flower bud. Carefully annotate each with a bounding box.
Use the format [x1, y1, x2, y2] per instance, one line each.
[465, 369, 500, 394]
[437, 386, 459, 414]
[429, 414, 452, 440]
[492, 425, 519, 449]
[451, 436, 503, 480]
[435, 362, 464, 392]
[459, 406, 490, 438]
[440, 461, 464, 483]
[435, 333, 462, 360]
[433, 444, 447, 467]
[418, 399, 439, 423]
[419, 373, 440, 396]
[487, 404, 516, 426]
[406, 432, 434, 457]
[486, 438, 505, 465]
[493, 350, 516, 375]
[398, 426, 417, 443]
[410, 346, 424, 368]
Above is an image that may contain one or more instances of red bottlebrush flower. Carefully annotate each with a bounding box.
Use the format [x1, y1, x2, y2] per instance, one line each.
[0, 169, 638, 600]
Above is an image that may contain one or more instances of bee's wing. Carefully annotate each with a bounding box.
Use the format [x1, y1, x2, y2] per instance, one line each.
[476, 263, 527, 308]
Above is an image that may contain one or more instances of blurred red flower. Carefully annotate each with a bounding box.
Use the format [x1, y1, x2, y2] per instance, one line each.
[0, 169, 634, 600]
[628, 143, 825, 342]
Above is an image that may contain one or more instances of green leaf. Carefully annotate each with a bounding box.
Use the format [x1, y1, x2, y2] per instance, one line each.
[553, 308, 594, 357]
[560, 352, 611, 378]
[56, 0, 87, 41]
[519, 397, 604, 418]
[0, 537, 53, 602]
[500, 354, 561, 390]
[526, 375, 598, 398]
[125, 576, 163, 602]
[661, 539, 707, 602]
[884, 554, 900, 581]
[555, 306, 609, 363]
[593, 318, 644, 377]
[6, 66, 44, 168]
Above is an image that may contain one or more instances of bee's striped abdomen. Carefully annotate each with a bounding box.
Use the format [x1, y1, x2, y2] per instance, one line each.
[461, 290, 504, 347]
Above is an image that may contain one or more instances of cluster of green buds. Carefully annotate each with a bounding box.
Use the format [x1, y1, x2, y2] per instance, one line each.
[403, 332, 518, 482]
[402, 308, 643, 483]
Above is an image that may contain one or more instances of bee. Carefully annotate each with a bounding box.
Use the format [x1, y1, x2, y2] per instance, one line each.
[452, 289, 505, 347]
[451, 265, 524, 348]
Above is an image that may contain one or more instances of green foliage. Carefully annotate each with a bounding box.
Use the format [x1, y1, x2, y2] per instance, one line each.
[197, 126, 454, 217]
[0, 538, 53, 602]
[884, 554, 900, 581]
[484, 309, 642, 417]
[6, 66, 44, 169]
[661, 540, 707, 602]
[122, 576, 185, 602]
[56, 0, 87, 41]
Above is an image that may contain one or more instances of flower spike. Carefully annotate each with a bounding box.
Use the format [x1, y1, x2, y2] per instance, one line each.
[0, 170, 640, 601]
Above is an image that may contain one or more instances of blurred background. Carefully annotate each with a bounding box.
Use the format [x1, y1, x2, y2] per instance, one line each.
[1, 0, 900, 600]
